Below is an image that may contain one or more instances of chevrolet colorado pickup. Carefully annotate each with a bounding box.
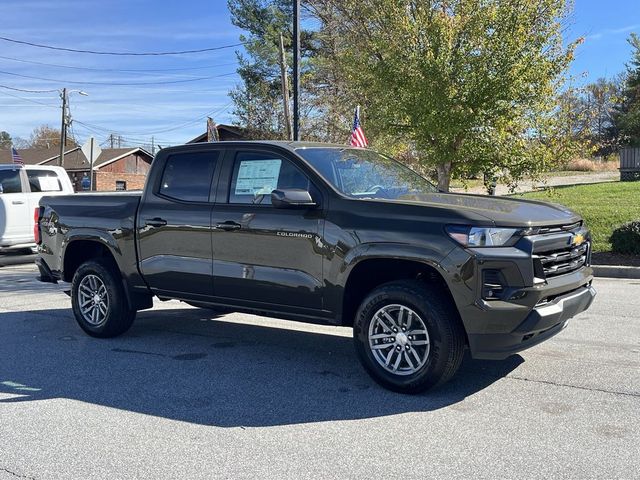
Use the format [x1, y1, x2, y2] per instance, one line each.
[36, 141, 596, 393]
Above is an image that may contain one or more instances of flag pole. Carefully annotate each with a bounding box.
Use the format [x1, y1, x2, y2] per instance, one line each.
[292, 0, 300, 141]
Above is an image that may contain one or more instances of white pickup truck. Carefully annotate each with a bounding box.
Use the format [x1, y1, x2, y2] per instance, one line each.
[0, 164, 74, 250]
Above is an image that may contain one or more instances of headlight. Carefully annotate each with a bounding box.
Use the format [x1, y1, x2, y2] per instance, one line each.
[446, 225, 520, 247]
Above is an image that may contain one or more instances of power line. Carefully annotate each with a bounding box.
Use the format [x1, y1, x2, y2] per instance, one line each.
[72, 122, 173, 144]
[0, 35, 244, 56]
[0, 70, 237, 86]
[0, 89, 59, 108]
[0, 55, 238, 77]
[73, 102, 232, 137]
[0, 84, 59, 93]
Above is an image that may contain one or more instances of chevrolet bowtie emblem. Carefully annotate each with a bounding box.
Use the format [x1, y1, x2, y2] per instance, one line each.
[571, 233, 585, 246]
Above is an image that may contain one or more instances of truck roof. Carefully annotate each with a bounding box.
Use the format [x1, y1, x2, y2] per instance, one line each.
[160, 141, 360, 154]
[0, 164, 66, 171]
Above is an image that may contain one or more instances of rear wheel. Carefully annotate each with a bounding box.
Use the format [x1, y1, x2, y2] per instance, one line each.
[353, 280, 465, 394]
[71, 259, 136, 338]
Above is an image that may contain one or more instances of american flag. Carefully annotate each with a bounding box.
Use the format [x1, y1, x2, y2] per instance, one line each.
[349, 106, 368, 147]
[11, 147, 24, 166]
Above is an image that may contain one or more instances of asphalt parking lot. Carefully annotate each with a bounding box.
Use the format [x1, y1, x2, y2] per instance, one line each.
[0, 264, 638, 479]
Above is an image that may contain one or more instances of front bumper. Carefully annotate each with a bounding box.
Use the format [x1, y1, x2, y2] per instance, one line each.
[469, 282, 596, 359]
[442, 230, 596, 360]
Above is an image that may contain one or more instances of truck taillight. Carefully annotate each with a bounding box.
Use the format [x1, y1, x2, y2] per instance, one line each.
[33, 207, 41, 245]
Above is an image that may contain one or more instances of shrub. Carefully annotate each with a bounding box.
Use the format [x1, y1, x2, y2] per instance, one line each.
[563, 158, 619, 172]
[566, 158, 597, 171]
[610, 221, 640, 255]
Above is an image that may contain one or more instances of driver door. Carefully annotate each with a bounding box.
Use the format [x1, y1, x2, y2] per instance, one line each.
[211, 149, 325, 313]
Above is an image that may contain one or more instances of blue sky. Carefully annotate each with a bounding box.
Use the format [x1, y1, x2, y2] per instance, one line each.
[0, 0, 639, 148]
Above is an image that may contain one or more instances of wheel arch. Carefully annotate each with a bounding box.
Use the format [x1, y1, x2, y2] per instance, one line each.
[339, 255, 461, 333]
[62, 234, 122, 283]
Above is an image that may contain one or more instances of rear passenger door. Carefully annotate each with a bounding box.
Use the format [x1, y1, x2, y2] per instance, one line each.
[210, 148, 325, 313]
[136, 148, 222, 300]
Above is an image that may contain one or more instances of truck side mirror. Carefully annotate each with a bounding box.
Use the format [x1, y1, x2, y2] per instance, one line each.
[271, 188, 317, 208]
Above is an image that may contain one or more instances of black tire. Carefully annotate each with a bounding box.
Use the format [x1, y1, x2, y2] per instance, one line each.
[353, 280, 465, 394]
[71, 259, 136, 338]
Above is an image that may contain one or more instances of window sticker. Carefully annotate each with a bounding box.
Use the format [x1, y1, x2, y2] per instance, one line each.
[235, 159, 282, 196]
[38, 176, 61, 191]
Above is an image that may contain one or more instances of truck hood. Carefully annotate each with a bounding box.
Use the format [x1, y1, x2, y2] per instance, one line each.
[395, 192, 581, 227]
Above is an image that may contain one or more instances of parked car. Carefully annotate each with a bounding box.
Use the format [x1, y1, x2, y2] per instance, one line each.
[0, 164, 74, 251]
[35, 142, 596, 393]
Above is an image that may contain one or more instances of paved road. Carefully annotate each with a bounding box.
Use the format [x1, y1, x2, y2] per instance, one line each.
[0, 265, 638, 479]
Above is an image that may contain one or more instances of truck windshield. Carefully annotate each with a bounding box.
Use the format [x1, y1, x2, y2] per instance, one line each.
[296, 147, 438, 200]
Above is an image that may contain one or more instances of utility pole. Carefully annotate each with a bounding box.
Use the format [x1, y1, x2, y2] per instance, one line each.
[278, 33, 293, 141]
[59, 88, 67, 167]
[292, 0, 300, 141]
[109, 134, 115, 148]
[151, 136, 155, 155]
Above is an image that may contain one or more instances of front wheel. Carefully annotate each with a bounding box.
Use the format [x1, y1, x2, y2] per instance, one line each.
[353, 280, 465, 394]
[71, 259, 136, 338]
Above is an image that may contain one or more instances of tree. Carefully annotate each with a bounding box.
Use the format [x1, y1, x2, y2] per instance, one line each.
[27, 125, 77, 149]
[556, 77, 623, 156]
[227, 0, 354, 142]
[0, 131, 11, 149]
[614, 33, 640, 146]
[311, 0, 582, 191]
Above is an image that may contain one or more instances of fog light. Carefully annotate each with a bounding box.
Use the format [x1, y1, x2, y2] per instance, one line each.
[482, 269, 506, 300]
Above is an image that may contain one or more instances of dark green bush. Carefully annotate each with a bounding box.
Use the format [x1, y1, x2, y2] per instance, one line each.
[610, 221, 640, 255]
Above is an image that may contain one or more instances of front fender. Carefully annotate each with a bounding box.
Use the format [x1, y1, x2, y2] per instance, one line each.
[323, 242, 457, 320]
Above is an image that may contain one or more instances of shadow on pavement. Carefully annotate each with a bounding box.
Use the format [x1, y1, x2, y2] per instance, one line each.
[0, 306, 523, 427]
[0, 252, 37, 268]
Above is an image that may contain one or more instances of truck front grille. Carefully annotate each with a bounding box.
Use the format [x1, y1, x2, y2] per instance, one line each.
[535, 242, 589, 278]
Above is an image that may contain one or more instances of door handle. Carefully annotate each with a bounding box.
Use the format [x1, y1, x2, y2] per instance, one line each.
[145, 217, 167, 227]
[12, 200, 25, 205]
[215, 221, 241, 231]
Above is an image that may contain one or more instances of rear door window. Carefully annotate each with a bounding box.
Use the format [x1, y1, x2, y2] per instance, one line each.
[26, 169, 63, 192]
[0, 169, 23, 194]
[159, 151, 220, 202]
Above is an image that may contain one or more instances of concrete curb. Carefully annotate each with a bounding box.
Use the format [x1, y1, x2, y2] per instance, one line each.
[592, 265, 640, 279]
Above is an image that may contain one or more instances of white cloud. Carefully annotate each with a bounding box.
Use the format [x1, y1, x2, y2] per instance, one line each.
[586, 24, 639, 41]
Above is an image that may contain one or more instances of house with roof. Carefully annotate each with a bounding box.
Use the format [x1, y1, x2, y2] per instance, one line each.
[0, 147, 153, 192]
[187, 124, 248, 143]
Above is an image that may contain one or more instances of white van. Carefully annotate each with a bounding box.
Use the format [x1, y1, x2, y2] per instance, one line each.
[0, 165, 74, 250]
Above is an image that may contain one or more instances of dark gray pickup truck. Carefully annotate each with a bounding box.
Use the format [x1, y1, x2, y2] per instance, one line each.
[36, 141, 596, 393]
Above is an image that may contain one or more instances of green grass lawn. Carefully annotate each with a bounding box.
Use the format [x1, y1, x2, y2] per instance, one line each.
[515, 182, 640, 252]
